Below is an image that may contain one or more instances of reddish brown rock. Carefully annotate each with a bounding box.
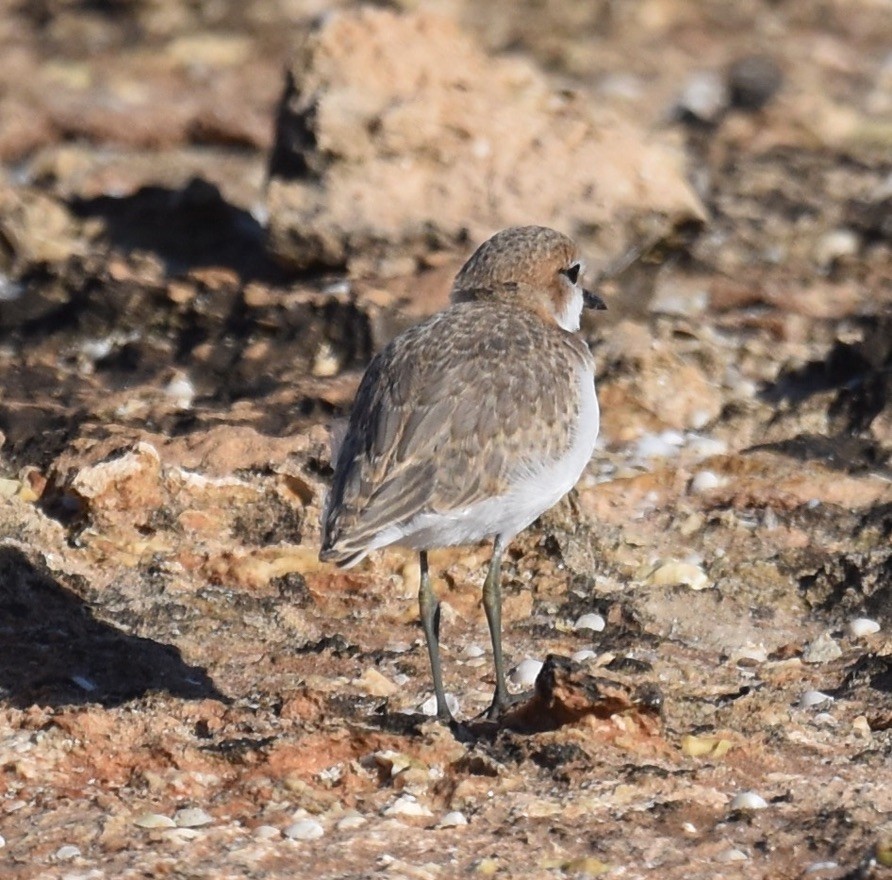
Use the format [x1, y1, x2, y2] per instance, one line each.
[266, 7, 704, 272]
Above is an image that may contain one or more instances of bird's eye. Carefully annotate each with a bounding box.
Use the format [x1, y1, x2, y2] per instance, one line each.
[563, 263, 581, 284]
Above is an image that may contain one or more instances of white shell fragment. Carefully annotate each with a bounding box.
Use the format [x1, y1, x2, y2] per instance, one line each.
[690, 470, 723, 493]
[799, 690, 833, 709]
[54, 845, 81, 861]
[439, 811, 468, 828]
[571, 649, 597, 663]
[164, 372, 195, 409]
[383, 795, 433, 818]
[253, 825, 281, 840]
[134, 812, 176, 829]
[174, 807, 213, 828]
[509, 658, 543, 687]
[336, 813, 367, 831]
[730, 791, 768, 811]
[648, 560, 710, 591]
[847, 618, 880, 638]
[284, 818, 325, 841]
[420, 692, 460, 717]
[573, 613, 606, 633]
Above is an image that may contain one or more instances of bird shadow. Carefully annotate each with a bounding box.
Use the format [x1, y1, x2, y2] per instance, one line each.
[67, 176, 287, 282]
[0, 545, 225, 708]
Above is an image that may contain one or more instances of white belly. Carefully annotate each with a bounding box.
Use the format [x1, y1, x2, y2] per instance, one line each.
[373, 365, 599, 551]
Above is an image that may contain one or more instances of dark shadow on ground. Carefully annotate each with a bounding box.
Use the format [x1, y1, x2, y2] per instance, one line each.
[754, 311, 892, 473]
[0, 545, 226, 708]
[760, 312, 891, 426]
[68, 177, 288, 282]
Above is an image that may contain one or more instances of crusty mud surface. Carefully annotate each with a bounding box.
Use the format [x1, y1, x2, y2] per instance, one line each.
[0, 2, 890, 878]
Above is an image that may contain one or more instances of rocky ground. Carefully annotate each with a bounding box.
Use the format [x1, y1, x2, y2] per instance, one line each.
[1, 1, 891, 878]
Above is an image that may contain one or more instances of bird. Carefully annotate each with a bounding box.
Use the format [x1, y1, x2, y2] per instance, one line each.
[319, 225, 606, 723]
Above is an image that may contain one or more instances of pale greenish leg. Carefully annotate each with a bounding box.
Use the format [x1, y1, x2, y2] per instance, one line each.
[482, 536, 508, 719]
[418, 550, 453, 722]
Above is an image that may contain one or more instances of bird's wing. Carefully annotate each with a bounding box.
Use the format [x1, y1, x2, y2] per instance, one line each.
[320, 305, 591, 560]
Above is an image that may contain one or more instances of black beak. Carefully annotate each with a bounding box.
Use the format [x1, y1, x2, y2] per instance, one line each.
[583, 289, 607, 310]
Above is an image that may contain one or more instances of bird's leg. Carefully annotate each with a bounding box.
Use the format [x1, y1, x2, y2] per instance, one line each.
[418, 550, 453, 722]
[482, 536, 508, 719]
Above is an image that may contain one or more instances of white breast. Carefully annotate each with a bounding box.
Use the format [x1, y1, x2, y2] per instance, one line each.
[372, 363, 599, 552]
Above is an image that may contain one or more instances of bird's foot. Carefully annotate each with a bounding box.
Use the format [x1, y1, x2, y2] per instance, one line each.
[483, 690, 526, 722]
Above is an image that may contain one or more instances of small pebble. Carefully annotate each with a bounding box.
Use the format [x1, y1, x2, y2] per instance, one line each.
[719, 848, 749, 862]
[730, 791, 768, 811]
[253, 825, 281, 840]
[648, 560, 710, 591]
[571, 649, 597, 663]
[508, 658, 542, 687]
[813, 228, 859, 269]
[802, 633, 842, 664]
[634, 430, 685, 460]
[848, 618, 880, 638]
[813, 712, 837, 726]
[463, 644, 485, 659]
[734, 644, 768, 665]
[69, 675, 98, 693]
[727, 54, 783, 110]
[336, 813, 367, 831]
[163, 828, 201, 843]
[164, 373, 195, 409]
[799, 690, 833, 709]
[312, 341, 341, 378]
[284, 818, 324, 841]
[174, 807, 213, 828]
[686, 434, 727, 458]
[690, 470, 722, 493]
[438, 811, 468, 828]
[805, 861, 841, 874]
[420, 692, 459, 717]
[324, 279, 351, 297]
[852, 715, 871, 737]
[0, 834, 5, 848]
[573, 613, 606, 633]
[134, 812, 176, 829]
[676, 70, 728, 123]
[55, 845, 81, 861]
[383, 795, 433, 818]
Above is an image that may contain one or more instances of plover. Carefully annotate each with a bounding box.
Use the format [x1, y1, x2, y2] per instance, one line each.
[320, 226, 606, 722]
